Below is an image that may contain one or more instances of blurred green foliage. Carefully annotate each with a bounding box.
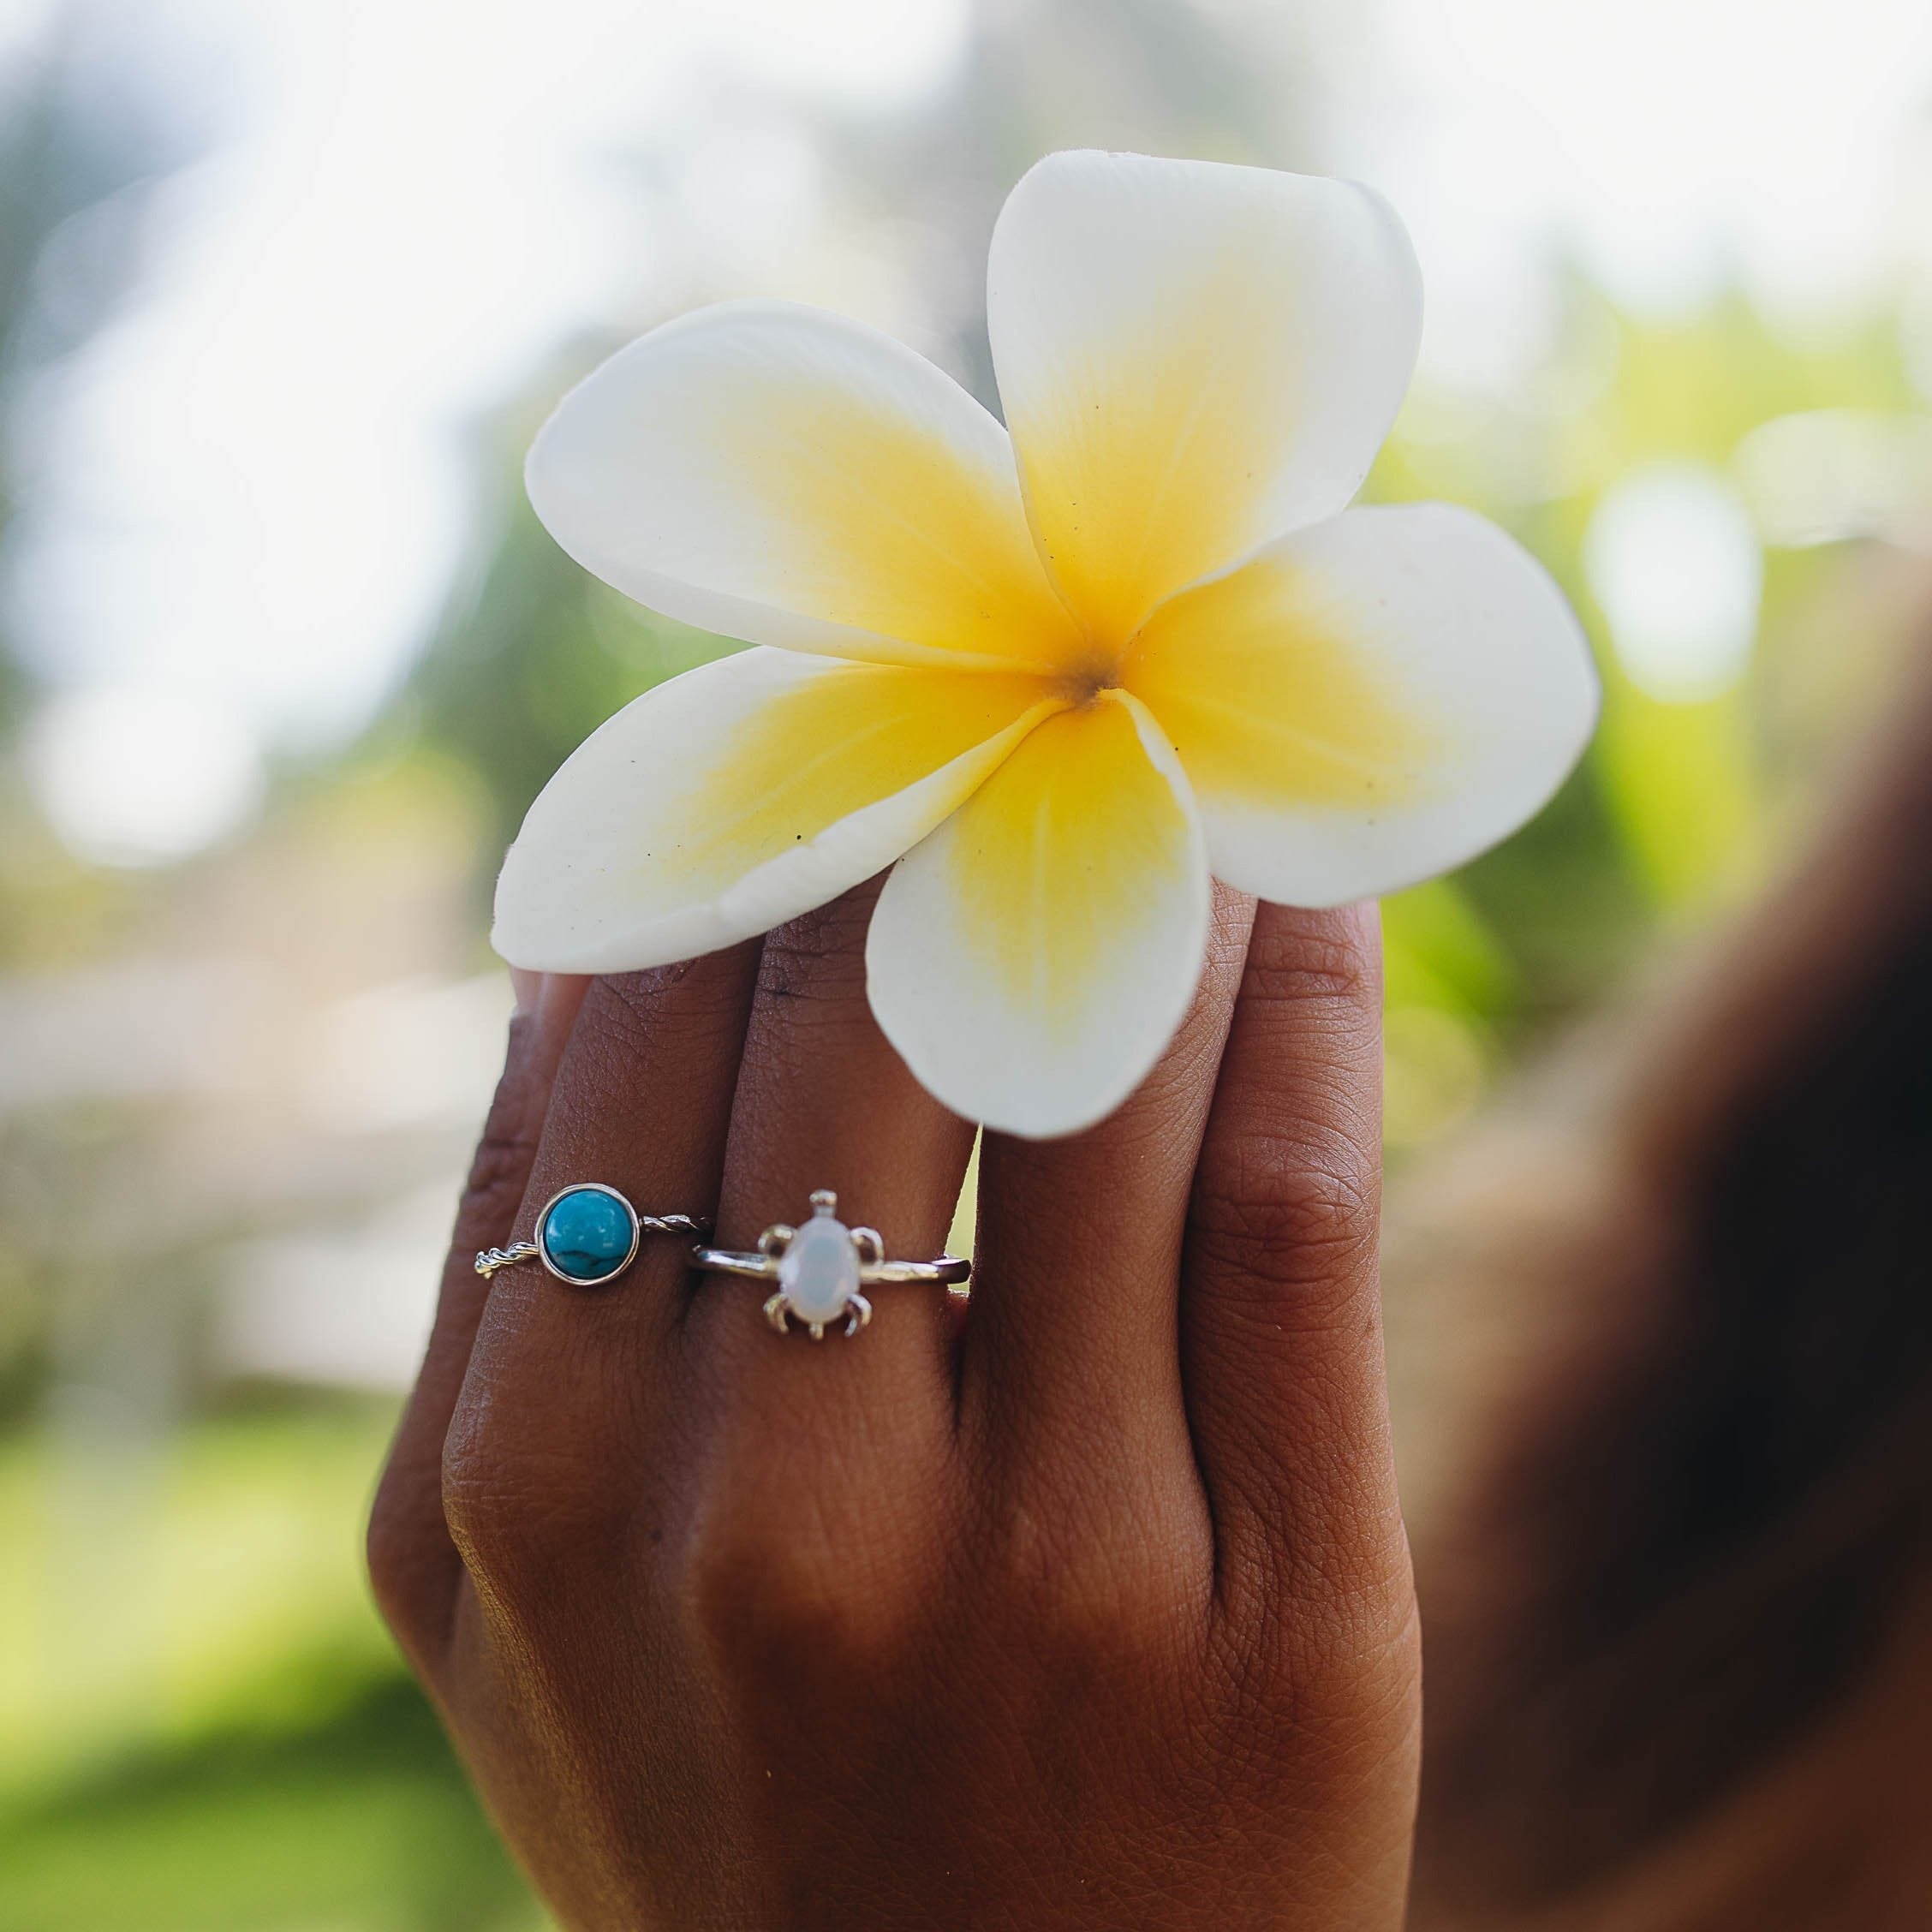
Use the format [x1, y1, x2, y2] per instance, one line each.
[2, 1683, 532, 1932]
[0, 1401, 543, 1931]
[394, 436, 742, 877]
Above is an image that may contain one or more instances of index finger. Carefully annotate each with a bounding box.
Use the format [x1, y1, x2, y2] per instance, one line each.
[369, 970, 589, 1669]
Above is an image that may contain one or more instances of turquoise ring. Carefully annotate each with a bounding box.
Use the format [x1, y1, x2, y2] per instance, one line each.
[474, 1184, 710, 1285]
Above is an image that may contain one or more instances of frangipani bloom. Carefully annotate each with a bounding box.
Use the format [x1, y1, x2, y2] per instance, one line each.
[496, 151, 1597, 1138]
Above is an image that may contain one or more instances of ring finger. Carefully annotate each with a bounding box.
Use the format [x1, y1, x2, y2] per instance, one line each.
[683, 879, 977, 1544]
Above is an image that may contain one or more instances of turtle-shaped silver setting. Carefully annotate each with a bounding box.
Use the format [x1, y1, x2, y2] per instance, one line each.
[756, 1190, 880, 1339]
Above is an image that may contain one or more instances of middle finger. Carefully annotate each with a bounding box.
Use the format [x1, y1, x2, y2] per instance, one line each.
[963, 886, 1255, 1487]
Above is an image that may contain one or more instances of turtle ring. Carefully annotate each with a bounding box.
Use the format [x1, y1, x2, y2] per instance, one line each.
[689, 1190, 972, 1339]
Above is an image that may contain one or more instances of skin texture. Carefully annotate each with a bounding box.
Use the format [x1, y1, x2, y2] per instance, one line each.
[368, 880, 1420, 1929]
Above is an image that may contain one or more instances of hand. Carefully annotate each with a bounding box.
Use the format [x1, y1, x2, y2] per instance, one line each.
[369, 882, 1420, 1929]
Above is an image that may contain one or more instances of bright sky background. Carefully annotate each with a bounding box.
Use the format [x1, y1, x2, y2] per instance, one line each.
[5, 0, 1932, 862]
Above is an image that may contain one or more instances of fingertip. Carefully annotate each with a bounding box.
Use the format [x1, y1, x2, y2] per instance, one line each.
[1231, 900, 1384, 1077]
[512, 969, 593, 1038]
[509, 966, 545, 1016]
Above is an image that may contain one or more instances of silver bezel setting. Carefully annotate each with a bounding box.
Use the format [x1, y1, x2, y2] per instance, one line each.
[536, 1182, 642, 1285]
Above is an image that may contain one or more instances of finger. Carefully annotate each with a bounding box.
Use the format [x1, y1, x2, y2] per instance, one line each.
[1179, 901, 1406, 1621]
[442, 945, 760, 1569]
[369, 970, 590, 1664]
[962, 886, 1255, 1505]
[687, 880, 977, 1518]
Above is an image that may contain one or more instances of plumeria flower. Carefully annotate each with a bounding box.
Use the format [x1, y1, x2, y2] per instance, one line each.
[496, 151, 1597, 1138]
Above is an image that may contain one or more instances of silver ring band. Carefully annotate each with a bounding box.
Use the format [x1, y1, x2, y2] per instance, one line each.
[476, 1183, 711, 1284]
[689, 1250, 971, 1286]
[689, 1189, 971, 1339]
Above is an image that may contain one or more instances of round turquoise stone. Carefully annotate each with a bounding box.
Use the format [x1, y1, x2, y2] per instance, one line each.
[540, 1186, 636, 1282]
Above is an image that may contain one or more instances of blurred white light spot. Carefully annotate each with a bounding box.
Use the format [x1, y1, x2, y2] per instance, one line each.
[27, 683, 265, 867]
[218, 1181, 456, 1390]
[1583, 465, 1763, 703]
[301, 973, 514, 1136]
[1733, 409, 1932, 550]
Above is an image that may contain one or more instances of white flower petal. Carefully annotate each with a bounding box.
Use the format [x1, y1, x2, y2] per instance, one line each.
[867, 690, 1210, 1139]
[493, 648, 1064, 974]
[1125, 504, 1600, 906]
[987, 150, 1422, 652]
[526, 299, 1082, 672]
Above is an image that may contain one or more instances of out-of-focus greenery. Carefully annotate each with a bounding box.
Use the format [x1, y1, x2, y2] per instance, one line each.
[391, 444, 741, 874]
[1378, 284, 1923, 1076]
[0, 34, 538, 1928]
[0, 1398, 541, 1931]
[2, 2, 1928, 1927]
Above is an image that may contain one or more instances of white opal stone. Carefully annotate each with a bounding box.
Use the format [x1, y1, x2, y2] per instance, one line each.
[778, 1213, 860, 1324]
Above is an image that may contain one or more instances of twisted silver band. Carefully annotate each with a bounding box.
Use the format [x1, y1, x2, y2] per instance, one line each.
[476, 1213, 710, 1279]
[475, 1183, 710, 1285]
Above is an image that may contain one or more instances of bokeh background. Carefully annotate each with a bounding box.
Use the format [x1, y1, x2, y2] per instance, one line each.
[2, 0, 1929, 1925]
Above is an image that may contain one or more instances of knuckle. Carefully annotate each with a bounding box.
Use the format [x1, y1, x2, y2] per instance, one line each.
[1273, 1491, 1418, 1649]
[1241, 921, 1379, 1016]
[438, 1428, 622, 1618]
[456, 1118, 541, 1235]
[1242, 1565, 1423, 1753]
[683, 1509, 922, 1684]
[1209, 1486, 1418, 1672]
[1209, 1601, 1421, 1806]
[1192, 1137, 1379, 1300]
[754, 891, 876, 1005]
[610, 957, 742, 1025]
[591, 965, 686, 1047]
[575, 958, 744, 1066]
[978, 1498, 1196, 1660]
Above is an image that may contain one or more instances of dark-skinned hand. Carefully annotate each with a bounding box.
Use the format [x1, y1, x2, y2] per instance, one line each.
[369, 881, 1419, 1929]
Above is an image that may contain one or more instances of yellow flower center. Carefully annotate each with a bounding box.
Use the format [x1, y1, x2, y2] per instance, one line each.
[1052, 658, 1124, 707]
